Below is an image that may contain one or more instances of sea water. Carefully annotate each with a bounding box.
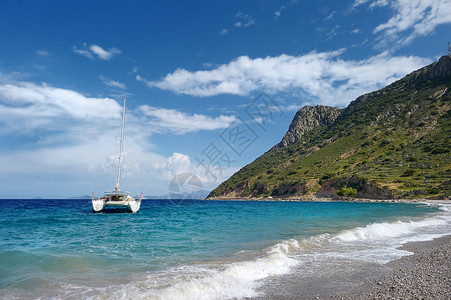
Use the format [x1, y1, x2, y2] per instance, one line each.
[0, 199, 449, 299]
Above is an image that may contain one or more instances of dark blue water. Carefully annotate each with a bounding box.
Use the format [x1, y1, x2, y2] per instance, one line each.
[0, 199, 449, 299]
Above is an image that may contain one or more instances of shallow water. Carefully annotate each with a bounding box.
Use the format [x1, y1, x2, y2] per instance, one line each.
[0, 199, 449, 299]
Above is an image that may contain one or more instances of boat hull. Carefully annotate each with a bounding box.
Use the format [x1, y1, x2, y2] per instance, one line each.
[92, 199, 106, 212]
[92, 195, 141, 213]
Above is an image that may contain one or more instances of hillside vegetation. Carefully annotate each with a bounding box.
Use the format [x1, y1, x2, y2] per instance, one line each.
[208, 56, 451, 200]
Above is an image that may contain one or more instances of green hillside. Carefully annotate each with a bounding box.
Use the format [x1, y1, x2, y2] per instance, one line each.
[208, 56, 451, 200]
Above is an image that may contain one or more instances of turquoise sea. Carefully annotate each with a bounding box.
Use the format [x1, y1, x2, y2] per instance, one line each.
[0, 199, 450, 299]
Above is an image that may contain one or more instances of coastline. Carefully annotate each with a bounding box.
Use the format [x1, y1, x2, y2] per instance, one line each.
[261, 235, 451, 299]
[205, 196, 451, 205]
[327, 235, 451, 300]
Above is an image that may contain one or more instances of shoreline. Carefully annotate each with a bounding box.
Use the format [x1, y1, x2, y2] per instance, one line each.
[205, 196, 451, 205]
[254, 202, 450, 300]
[326, 235, 451, 299]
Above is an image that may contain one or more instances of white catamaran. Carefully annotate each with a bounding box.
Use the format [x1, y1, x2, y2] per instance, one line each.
[92, 97, 142, 213]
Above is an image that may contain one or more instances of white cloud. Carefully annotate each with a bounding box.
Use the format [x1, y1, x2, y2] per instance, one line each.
[136, 74, 146, 84]
[0, 82, 121, 130]
[235, 12, 255, 27]
[36, 50, 50, 56]
[138, 105, 237, 134]
[72, 46, 94, 59]
[154, 152, 238, 191]
[274, 6, 285, 21]
[353, 0, 370, 7]
[355, 0, 451, 47]
[33, 64, 46, 71]
[141, 50, 430, 106]
[90, 45, 121, 60]
[100, 75, 126, 89]
[221, 12, 254, 35]
[325, 11, 336, 21]
[159, 152, 191, 179]
[73, 44, 121, 60]
[127, 67, 139, 76]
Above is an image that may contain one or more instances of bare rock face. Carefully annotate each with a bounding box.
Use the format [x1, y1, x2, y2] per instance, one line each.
[410, 55, 451, 82]
[275, 105, 342, 149]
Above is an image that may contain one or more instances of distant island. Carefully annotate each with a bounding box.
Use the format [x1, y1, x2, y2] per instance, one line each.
[208, 55, 451, 201]
[67, 195, 92, 199]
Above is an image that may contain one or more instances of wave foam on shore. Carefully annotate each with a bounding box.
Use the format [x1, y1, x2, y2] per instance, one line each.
[102, 204, 451, 300]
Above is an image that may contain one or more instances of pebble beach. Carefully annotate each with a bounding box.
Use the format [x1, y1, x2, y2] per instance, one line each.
[330, 235, 451, 300]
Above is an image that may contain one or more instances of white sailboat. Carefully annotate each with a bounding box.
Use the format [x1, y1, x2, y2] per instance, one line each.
[92, 97, 142, 213]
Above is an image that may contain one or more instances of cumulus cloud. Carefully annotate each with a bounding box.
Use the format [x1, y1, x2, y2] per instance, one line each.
[154, 152, 237, 191]
[138, 105, 237, 134]
[140, 50, 429, 106]
[0, 82, 121, 132]
[355, 0, 451, 47]
[157, 152, 191, 180]
[72, 43, 121, 60]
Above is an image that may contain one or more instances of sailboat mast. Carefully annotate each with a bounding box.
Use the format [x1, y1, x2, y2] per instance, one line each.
[115, 96, 126, 191]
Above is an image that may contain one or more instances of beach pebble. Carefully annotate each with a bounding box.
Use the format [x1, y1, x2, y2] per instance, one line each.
[326, 236, 451, 300]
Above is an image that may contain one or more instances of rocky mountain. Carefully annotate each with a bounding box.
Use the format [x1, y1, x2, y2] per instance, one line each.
[208, 55, 451, 200]
[272, 105, 342, 149]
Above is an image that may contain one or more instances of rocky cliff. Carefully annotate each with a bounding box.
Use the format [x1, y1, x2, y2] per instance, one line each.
[273, 105, 342, 149]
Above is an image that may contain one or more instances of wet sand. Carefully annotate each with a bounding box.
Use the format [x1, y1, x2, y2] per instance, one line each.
[328, 235, 451, 300]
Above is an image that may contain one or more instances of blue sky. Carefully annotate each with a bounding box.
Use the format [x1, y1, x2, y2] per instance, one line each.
[0, 0, 450, 198]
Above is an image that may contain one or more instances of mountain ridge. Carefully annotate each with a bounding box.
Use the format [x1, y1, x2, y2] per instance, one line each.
[208, 55, 451, 200]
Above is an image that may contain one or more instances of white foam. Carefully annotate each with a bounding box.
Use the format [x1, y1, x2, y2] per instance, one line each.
[422, 202, 451, 212]
[438, 204, 450, 212]
[114, 239, 302, 300]
[335, 216, 448, 242]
